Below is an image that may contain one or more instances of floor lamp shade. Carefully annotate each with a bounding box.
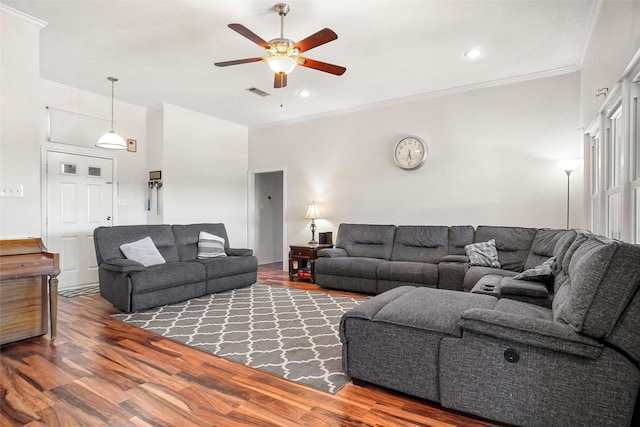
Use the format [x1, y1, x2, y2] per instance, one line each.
[557, 159, 581, 229]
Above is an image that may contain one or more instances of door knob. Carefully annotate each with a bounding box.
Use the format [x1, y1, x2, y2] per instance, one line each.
[106, 216, 111, 221]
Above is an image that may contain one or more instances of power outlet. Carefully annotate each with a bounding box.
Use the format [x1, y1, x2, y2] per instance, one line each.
[0, 185, 24, 198]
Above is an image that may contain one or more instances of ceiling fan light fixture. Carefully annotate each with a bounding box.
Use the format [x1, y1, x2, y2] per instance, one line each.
[267, 55, 297, 74]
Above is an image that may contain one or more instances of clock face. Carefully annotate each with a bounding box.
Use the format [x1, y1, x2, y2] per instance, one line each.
[393, 136, 427, 169]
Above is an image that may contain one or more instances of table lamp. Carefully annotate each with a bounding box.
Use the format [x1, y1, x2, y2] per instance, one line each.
[304, 201, 321, 244]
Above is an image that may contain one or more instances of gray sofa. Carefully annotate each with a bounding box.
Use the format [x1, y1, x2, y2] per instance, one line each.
[315, 223, 576, 306]
[94, 223, 258, 312]
[340, 231, 640, 426]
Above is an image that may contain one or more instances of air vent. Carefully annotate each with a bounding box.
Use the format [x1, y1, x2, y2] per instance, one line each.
[246, 87, 271, 97]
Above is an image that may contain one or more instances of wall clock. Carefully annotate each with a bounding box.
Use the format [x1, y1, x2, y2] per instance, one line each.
[393, 136, 427, 170]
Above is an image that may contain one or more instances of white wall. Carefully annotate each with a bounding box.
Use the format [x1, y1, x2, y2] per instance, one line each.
[580, 1, 640, 125]
[249, 72, 583, 246]
[0, 7, 45, 238]
[158, 104, 249, 246]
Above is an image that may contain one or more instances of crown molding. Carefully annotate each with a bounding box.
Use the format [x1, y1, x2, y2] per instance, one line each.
[1, 4, 46, 28]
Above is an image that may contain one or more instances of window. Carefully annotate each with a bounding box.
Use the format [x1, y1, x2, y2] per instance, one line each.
[586, 53, 640, 242]
[607, 193, 621, 239]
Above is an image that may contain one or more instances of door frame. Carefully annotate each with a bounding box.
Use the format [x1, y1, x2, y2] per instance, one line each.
[247, 167, 287, 269]
[41, 141, 119, 248]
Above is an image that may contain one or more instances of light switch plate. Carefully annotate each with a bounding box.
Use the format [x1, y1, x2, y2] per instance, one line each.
[0, 185, 24, 198]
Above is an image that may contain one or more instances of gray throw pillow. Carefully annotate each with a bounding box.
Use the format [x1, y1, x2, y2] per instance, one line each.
[465, 239, 500, 268]
[513, 257, 556, 282]
[197, 231, 227, 259]
[120, 236, 166, 267]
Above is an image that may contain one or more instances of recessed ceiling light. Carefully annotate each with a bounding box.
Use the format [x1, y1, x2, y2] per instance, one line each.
[298, 89, 311, 97]
[464, 48, 482, 59]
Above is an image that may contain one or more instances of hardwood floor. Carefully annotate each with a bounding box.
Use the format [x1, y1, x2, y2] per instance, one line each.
[1, 263, 500, 427]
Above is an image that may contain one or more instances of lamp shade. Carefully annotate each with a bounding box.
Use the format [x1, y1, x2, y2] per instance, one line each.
[304, 202, 320, 219]
[267, 55, 297, 74]
[96, 130, 127, 150]
[556, 159, 581, 172]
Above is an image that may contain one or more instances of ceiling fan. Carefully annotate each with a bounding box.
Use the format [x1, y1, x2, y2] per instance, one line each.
[214, 3, 346, 89]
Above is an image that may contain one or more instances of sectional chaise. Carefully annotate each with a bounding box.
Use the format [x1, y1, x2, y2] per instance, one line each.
[317, 223, 640, 426]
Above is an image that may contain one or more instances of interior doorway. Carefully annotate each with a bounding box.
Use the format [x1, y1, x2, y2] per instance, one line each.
[250, 169, 285, 266]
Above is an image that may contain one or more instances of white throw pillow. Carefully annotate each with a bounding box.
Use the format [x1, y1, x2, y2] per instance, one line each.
[465, 239, 501, 268]
[120, 236, 166, 267]
[198, 231, 227, 259]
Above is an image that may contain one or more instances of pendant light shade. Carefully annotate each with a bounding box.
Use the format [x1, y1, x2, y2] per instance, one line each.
[96, 131, 126, 149]
[96, 76, 127, 150]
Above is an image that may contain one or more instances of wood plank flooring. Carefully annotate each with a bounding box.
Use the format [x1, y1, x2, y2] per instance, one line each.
[1, 263, 501, 426]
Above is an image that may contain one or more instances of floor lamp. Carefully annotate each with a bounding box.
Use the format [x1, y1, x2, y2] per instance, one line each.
[557, 159, 581, 229]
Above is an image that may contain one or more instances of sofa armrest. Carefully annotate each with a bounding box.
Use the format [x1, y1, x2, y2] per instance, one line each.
[226, 248, 254, 257]
[440, 254, 468, 263]
[100, 258, 146, 273]
[460, 308, 603, 359]
[500, 278, 549, 298]
[317, 248, 348, 258]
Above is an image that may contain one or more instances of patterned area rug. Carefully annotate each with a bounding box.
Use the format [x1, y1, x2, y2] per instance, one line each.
[112, 284, 364, 394]
[59, 284, 100, 298]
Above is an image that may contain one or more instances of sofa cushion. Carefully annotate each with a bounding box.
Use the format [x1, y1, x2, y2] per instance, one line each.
[465, 239, 500, 268]
[119, 236, 166, 267]
[94, 224, 179, 263]
[475, 226, 537, 272]
[513, 257, 556, 282]
[377, 261, 438, 286]
[369, 287, 497, 336]
[558, 237, 640, 338]
[391, 226, 448, 263]
[129, 261, 206, 294]
[198, 255, 258, 279]
[172, 223, 230, 261]
[335, 223, 396, 260]
[315, 257, 383, 279]
[448, 225, 475, 256]
[523, 229, 574, 271]
[197, 231, 227, 259]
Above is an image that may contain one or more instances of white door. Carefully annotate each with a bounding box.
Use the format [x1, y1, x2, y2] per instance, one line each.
[46, 151, 113, 289]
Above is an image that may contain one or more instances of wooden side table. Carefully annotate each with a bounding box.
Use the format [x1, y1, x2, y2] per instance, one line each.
[289, 244, 333, 283]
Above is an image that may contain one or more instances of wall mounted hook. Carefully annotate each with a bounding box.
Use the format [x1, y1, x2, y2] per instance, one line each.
[595, 87, 609, 98]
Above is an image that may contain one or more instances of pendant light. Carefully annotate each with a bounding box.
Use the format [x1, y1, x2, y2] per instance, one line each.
[96, 77, 127, 150]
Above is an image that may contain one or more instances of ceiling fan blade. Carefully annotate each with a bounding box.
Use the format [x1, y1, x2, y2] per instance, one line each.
[294, 28, 338, 53]
[214, 57, 264, 67]
[299, 58, 346, 76]
[228, 23, 270, 49]
[274, 73, 287, 89]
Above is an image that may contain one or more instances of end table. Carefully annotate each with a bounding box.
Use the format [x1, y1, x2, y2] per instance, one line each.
[289, 243, 333, 283]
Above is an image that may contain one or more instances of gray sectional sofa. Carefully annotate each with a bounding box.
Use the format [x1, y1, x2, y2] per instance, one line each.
[336, 227, 640, 426]
[93, 223, 257, 312]
[315, 223, 575, 307]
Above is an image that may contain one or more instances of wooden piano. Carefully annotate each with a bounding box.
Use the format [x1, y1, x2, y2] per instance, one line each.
[0, 238, 60, 345]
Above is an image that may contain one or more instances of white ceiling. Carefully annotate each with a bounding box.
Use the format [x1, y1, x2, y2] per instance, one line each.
[3, 0, 599, 128]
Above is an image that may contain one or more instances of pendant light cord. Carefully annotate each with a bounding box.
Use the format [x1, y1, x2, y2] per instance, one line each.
[108, 76, 118, 132]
